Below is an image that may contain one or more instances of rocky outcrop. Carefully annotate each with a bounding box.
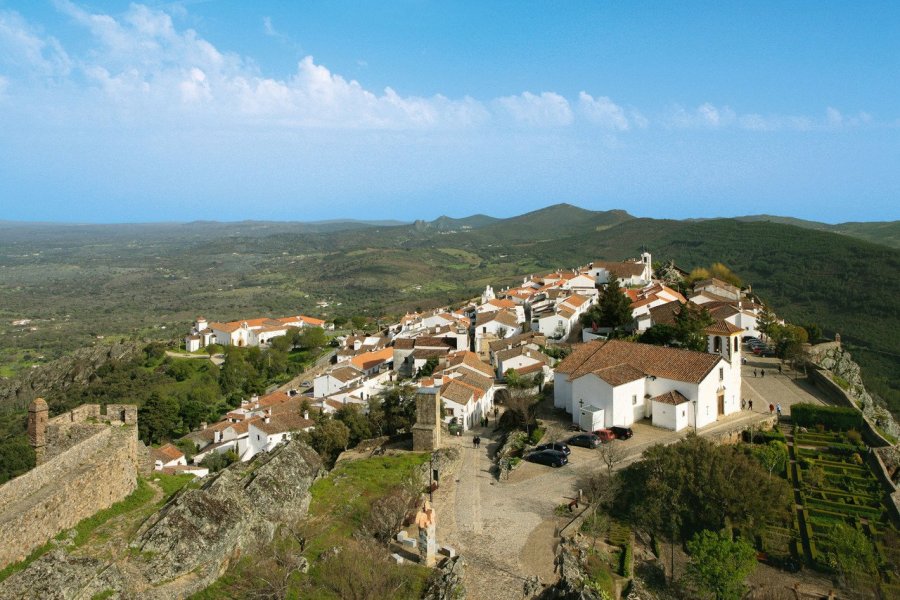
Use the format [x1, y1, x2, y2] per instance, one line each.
[539, 537, 604, 600]
[0, 342, 143, 411]
[131, 439, 323, 594]
[808, 343, 900, 440]
[0, 439, 324, 600]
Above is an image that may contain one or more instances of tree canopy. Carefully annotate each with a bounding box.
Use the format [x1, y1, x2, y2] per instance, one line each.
[615, 435, 792, 540]
[684, 530, 757, 600]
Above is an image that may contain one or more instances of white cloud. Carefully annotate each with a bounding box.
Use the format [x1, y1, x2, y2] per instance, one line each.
[0, 9, 71, 77]
[494, 91, 573, 126]
[825, 107, 872, 128]
[577, 92, 632, 130]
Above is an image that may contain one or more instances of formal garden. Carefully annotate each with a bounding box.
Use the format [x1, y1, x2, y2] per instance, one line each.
[779, 403, 900, 597]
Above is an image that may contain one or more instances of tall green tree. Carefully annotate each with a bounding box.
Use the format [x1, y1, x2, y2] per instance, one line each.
[139, 392, 182, 444]
[307, 417, 351, 465]
[674, 302, 714, 351]
[684, 530, 757, 600]
[581, 276, 633, 333]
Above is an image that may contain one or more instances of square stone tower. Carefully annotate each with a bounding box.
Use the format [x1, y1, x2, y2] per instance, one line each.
[412, 389, 441, 451]
[27, 397, 49, 465]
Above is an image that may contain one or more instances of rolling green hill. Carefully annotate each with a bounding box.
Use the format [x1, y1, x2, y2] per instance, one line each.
[1, 205, 897, 416]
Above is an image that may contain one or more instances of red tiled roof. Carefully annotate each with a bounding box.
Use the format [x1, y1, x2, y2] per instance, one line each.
[557, 340, 722, 384]
[592, 363, 646, 386]
[152, 443, 184, 463]
[651, 390, 691, 405]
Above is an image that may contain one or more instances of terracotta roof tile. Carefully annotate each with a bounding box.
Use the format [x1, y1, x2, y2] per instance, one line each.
[558, 340, 721, 384]
[651, 390, 691, 405]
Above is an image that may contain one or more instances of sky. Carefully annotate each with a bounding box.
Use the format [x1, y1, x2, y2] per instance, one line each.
[0, 1, 898, 224]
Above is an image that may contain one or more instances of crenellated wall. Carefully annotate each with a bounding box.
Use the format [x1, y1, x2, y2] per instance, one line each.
[0, 410, 141, 570]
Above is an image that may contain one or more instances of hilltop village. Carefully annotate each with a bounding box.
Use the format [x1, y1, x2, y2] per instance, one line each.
[3, 249, 900, 600]
[170, 252, 765, 470]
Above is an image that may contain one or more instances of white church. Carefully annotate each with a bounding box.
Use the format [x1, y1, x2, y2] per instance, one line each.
[554, 321, 743, 432]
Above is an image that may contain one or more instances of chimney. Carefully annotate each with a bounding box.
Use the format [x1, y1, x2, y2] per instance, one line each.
[303, 411, 309, 420]
[434, 376, 443, 386]
[200, 421, 207, 430]
[213, 430, 222, 443]
[264, 416, 271, 424]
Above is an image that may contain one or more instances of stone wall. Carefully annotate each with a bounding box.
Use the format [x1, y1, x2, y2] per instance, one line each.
[0, 424, 139, 569]
[808, 368, 894, 448]
[44, 403, 134, 460]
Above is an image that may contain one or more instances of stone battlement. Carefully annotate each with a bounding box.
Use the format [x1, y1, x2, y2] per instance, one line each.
[0, 400, 143, 570]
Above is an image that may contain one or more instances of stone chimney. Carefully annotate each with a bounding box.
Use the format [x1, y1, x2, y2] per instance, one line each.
[200, 421, 208, 430]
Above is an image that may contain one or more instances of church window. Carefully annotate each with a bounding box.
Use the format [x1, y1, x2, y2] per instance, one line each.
[714, 337, 721, 352]
[719, 368, 724, 381]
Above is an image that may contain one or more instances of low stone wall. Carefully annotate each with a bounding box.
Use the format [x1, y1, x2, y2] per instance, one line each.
[707, 414, 778, 445]
[0, 425, 139, 569]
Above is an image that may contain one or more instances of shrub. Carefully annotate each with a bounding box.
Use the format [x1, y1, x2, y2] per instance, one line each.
[528, 426, 545, 445]
[791, 403, 863, 431]
[846, 429, 862, 445]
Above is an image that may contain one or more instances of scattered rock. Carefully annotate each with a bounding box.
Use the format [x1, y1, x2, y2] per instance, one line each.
[423, 555, 466, 600]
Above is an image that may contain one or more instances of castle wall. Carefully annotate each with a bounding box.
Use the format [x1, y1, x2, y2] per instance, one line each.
[0, 425, 139, 569]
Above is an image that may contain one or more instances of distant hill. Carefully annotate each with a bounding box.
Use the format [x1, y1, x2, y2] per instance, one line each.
[732, 215, 900, 249]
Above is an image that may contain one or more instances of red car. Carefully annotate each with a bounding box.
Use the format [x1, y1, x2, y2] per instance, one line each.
[593, 428, 616, 442]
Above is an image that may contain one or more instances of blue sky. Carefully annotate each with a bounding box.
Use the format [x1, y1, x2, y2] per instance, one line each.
[0, 1, 898, 223]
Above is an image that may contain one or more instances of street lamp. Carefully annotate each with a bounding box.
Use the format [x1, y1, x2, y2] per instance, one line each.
[692, 399, 698, 432]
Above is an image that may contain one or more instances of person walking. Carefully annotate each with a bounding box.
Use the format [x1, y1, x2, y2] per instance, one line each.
[761, 369, 765, 378]
[778, 364, 783, 375]
[748, 399, 753, 411]
[769, 403, 775, 415]
[741, 398, 746, 410]
[776, 403, 783, 418]
[753, 369, 757, 377]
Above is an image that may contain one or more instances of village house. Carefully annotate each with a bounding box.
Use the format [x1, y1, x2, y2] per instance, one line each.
[185, 313, 328, 351]
[582, 252, 653, 287]
[313, 365, 366, 398]
[246, 411, 315, 458]
[474, 309, 522, 353]
[494, 345, 553, 381]
[151, 443, 186, 471]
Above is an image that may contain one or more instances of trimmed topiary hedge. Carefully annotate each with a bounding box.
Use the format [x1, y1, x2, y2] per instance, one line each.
[791, 403, 863, 431]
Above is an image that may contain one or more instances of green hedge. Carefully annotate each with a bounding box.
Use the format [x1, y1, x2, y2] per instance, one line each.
[791, 403, 863, 431]
[620, 542, 633, 577]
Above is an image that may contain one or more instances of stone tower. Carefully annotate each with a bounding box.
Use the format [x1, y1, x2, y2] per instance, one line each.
[412, 388, 441, 451]
[28, 397, 49, 465]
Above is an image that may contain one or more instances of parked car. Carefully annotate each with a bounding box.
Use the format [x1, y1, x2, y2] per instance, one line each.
[525, 449, 568, 467]
[567, 433, 600, 448]
[593, 428, 616, 442]
[534, 442, 571, 456]
[609, 426, 633, 440]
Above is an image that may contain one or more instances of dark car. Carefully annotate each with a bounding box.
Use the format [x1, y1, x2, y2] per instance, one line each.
[593, 428, 616, 442]
[610, 426, 633, 440]
[534, 442, 571, 456]
[525, 449, 568, 468]
[567, 433, 600, 448]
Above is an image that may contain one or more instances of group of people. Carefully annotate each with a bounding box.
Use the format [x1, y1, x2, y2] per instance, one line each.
[741, 398, 783, 417]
